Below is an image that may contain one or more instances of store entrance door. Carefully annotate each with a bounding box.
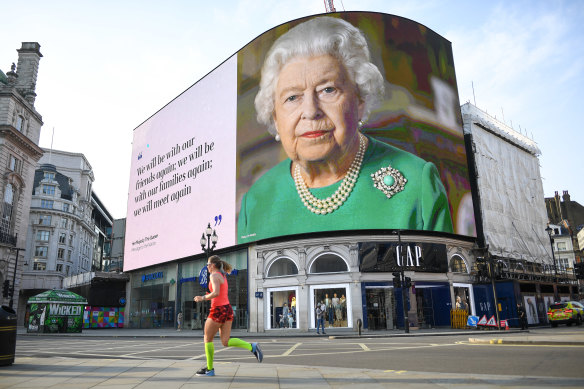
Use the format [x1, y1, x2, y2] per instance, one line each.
[366, 288, 394, 330]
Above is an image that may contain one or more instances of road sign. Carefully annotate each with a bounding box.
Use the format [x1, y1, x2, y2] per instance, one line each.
[467, 315, 479, 327]
[486, 315, 498, 327]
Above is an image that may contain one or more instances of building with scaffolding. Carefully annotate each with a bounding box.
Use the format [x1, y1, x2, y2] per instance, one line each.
[462, 102, 578, 326]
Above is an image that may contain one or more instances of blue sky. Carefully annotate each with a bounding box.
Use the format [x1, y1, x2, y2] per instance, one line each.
[1, 0, 582, 219]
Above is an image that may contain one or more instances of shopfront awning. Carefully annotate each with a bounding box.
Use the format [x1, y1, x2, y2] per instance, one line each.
[27, 289, 88, 305]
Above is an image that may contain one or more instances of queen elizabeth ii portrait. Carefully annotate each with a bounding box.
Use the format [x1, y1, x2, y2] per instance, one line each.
[237, 15, 457, 243]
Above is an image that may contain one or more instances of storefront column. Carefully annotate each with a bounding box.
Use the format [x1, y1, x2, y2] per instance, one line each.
[124, 277, 132, 327]
[297, 276, 308, 331]
[349, 281, 363, 330]
[253, 279, 264, 332]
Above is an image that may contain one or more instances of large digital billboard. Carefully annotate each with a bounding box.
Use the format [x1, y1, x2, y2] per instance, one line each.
[125, 12, 476, 272]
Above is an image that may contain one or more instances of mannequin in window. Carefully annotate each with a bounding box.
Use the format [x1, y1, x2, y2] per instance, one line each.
[332, 293, 341, 326]
[290, 296, 296, 317]
[282, 303, 289, 328]
[340, 294, 347, 320]
[325, 294, 334, 327]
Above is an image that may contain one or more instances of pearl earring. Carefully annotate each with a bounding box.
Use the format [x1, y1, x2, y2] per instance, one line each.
[275, 133, 281, 141]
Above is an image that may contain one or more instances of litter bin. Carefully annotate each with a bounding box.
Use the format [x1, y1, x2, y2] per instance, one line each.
[0, 305, 17, 366]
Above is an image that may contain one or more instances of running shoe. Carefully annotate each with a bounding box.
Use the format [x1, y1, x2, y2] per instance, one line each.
[251, 342, 263, 363]
[196, 366, 215, 376]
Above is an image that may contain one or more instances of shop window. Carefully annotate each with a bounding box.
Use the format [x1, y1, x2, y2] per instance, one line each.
[311, 284, 350, 328]
[453, 286, 470, 311]
[177, 250, 248, 331]
[309, 253, 348, 273]
[450, 255, 468, 273]
[267, 257, 298, 277]
[267, 288, 297, 329]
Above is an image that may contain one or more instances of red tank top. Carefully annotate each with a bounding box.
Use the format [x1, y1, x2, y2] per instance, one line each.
[209, 272, 229, 307]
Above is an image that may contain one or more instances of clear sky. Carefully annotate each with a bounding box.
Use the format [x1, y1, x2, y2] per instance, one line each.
[1, 0, 582, 219]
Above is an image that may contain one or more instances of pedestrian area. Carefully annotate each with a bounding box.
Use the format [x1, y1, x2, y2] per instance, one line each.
[3, 357, 583, 389]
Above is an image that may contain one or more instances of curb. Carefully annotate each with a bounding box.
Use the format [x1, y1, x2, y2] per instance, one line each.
[17, 329, 526, 340]
[468, 338, 584, 346]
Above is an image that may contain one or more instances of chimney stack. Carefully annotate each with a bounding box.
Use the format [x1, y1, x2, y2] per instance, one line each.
[15, 42, 42, 105]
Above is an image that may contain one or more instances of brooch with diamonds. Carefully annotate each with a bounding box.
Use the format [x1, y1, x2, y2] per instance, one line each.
[371, 165, 407, 199]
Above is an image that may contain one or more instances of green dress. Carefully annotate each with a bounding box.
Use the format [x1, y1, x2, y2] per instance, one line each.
[238, 136, 453, 243]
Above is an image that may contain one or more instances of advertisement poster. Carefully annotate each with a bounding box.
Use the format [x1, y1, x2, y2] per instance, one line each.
[125, 12, 475, 272]
[27, 290, 86, 333]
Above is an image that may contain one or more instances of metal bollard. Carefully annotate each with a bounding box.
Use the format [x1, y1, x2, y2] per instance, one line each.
[357, 318, 362, 336]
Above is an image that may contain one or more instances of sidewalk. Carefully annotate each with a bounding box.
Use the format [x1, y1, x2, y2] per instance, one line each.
[5, 327, 584, 388]
[3, 357, 584, 388]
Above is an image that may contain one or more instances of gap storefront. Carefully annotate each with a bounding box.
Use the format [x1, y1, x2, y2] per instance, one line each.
[247, 234, 477, 332]
[127, 250, 248, 330]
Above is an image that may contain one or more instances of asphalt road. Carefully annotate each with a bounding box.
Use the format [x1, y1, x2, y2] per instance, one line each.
[16, 327, 584, 379]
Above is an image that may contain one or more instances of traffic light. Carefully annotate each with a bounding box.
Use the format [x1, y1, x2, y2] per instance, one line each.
[404, 277, 412, 289]
[2, 279, 9, 298]
[392, 272, 401, 288]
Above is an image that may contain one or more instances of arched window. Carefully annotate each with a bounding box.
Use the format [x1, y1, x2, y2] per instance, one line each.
[309, 254, 348, 273]
[450, 255, 468, 273]
[1, 184, 15, 235]
[267, 258, 298, 277]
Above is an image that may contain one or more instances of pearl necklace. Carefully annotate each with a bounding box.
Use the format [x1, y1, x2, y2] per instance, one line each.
[294, 133, 367, 215]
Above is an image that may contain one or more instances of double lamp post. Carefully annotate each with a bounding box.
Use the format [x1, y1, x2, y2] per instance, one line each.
[200, 223, 218, 259]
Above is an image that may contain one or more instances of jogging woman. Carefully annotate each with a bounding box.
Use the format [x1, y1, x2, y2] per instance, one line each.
[194, 255, 263, 376]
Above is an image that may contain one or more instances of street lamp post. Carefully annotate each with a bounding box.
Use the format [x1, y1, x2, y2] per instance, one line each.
[545, 226, 559, 301]
[200, 223, 218, 259]
[8, 233, 24, 309]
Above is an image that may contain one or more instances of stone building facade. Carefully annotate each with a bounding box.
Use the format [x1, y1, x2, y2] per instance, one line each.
[19, 149, 96, 323]
[0, 42, 44, 309]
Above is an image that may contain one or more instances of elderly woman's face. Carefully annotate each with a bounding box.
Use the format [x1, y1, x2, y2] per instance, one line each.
[273, 54, 364, 165]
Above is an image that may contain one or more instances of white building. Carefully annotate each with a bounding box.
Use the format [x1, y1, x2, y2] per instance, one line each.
[19, 149, 96, 322]
[547, 223, 576, 276]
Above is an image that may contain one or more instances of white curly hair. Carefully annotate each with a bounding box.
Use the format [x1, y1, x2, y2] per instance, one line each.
[254, 16, 385, 136]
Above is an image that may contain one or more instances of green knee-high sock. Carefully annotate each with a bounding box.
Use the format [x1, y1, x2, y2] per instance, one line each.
[205, 342, 214, 370]
[227, 337, 252, 351]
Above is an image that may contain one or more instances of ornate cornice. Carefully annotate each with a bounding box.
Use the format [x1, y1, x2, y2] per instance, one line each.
[0, 125, 43, 160]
